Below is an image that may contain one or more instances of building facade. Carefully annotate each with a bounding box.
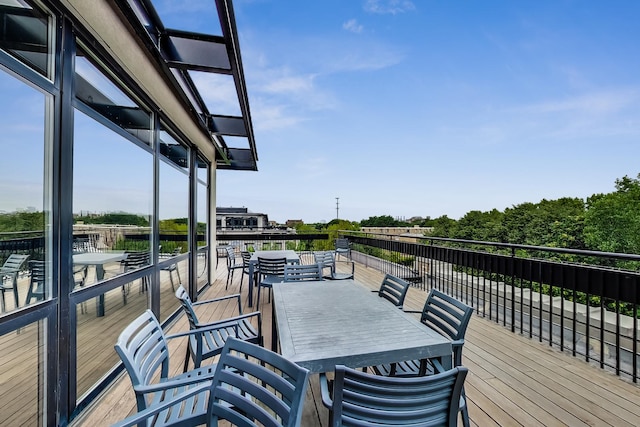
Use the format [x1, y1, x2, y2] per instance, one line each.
[216, 207, 270, 232]
[0, 1, 256, 425]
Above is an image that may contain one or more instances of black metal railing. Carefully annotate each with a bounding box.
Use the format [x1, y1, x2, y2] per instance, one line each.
[342, 230, 640, 383]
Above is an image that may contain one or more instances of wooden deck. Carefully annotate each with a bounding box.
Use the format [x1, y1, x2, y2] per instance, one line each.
[74, 254, 640, 427]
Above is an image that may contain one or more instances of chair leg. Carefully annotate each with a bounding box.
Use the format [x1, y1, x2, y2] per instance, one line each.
[12, 280, 19, 309]
[256, 285, 262, 308]
[461, 389, 470, 427]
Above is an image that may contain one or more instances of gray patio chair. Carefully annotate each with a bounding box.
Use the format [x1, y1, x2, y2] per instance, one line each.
[313, 250, 354, 280]
[25, 260, 46, 305]
[239, 250, 256, 293]
[320, 363, 468, 427]
[283, 262, 322, 282]
[73, 263, 88, 314]
[373, 273, 410, 309]
[118, 250, 150, 304]
[160, 248, 181, 291]
[114, 309, 222, 422]
[175, 285, 262, 372]
[334, 238, 351, 260]
[372, 288, 474, 427]
[224, 246, 244, 290]
[0, 254, 30, 312]
[255, 257, 286, 307]
[112, 337, 310, 427]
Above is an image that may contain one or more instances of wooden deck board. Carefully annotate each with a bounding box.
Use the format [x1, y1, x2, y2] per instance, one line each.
[71, 255, 640, 427]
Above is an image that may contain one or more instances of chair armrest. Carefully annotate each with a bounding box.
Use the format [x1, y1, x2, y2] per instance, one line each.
[193, 311, 262, 330]
[134, 373, 214, 394]
[113, 383, 211, 427]
[192, 293, 242, 314]
[165, 322, 240, 341]
[319, 373, 333, 409]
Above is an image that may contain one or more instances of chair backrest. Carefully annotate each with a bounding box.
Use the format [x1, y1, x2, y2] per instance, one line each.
[209, 337, 310, 427]
[26, 260, 46, 303]
[329, 364, 467, 427]
[314, 251, 335, 269]
[421, 289, 473, 365]
[175, 285, 200, 329]
[283, 263, 322, 282]
[123, 251, 149, 271]
[241, 250, 252, 267]
[377, 274, 410, 308]
[226, 246, 236, 262]
[335, 238, 350, 251]
[1, 254, 29, 275]
[257, 257, 286, 277]
[114, 310, 170, 411]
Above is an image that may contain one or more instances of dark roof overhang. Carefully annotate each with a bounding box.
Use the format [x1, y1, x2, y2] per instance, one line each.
[117, 0, 258, 171]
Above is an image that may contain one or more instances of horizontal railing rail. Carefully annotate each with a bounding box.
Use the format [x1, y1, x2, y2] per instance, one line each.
[341, 230, 640, 384]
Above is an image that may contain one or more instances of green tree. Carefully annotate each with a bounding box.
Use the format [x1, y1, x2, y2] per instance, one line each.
[584, 174, 640, 254]
[430, 215, 458, 237]
[360, 215, 402, 227]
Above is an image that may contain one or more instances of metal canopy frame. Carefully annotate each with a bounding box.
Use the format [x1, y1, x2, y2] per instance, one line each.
[118, 0, 258, 170]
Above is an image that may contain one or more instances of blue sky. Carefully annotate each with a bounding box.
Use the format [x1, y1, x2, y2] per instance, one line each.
[157, 0, 640, 224]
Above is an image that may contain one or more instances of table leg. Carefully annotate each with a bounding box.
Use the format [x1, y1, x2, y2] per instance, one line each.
[95, 265, 105, 317]
[271, 302, 278, 352]
[248, 262, 255, 307]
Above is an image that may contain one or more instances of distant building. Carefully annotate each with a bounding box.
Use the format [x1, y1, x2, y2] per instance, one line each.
[216, 207, 269, 233]
[286, 219, 303, 228]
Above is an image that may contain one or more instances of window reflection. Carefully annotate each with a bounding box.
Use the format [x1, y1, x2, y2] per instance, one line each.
[159, 127, 188, 320]
[75, 49, 152, 145]
[0, 66, 50, 314]
[197, 179, 208, 289]
[72, 109, 152, 291]
[0, 1, 52, 77]
[0, 319, 46, 425]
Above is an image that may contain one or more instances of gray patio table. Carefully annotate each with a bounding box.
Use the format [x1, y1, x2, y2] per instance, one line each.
[271, 280, 453, 373]
[247, 250, 299, 307]
[73, 251, 127, 316]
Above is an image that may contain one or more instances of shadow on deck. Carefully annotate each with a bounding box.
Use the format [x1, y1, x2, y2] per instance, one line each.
[75, 254, 640, 427]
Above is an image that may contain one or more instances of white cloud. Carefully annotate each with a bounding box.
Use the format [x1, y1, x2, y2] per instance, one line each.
[364, 0, 416, 15]
[249, 100, 307, 132]
[517, 88, 640, 116]
[343, 19, 364, 34]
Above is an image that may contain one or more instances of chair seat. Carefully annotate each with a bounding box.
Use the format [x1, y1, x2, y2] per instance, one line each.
[325, 271, 354, 280]
[147, 365, 216, 426]
[188, 318, 260, 363]
[373, 359, 423, 377]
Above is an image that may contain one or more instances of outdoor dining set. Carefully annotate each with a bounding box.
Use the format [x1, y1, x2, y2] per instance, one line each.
[109, 239, 474, 426]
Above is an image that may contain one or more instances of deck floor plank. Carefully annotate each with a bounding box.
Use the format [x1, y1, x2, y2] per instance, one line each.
[70, 255, 640, 427]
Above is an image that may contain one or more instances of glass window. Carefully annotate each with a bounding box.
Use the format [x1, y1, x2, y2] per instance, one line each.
[196, 176, 208, 290]
[72, 109, 152, 291]
[0, 67, 51, 313]
[0, 319, 46, 425]
[75, 49, 152, 145]
[158, 125, 188, 321]
[0, 1, 53, 78]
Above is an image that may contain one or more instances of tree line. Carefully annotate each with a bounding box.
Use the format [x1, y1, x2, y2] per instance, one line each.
[359, 174, 640, 255]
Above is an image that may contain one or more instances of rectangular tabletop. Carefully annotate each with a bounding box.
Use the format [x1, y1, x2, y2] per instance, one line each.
[72, 252, 127, 317]
[247, 250, 300, 307]
[249, 250, 300, 263]
[272, 280, 452, 373]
